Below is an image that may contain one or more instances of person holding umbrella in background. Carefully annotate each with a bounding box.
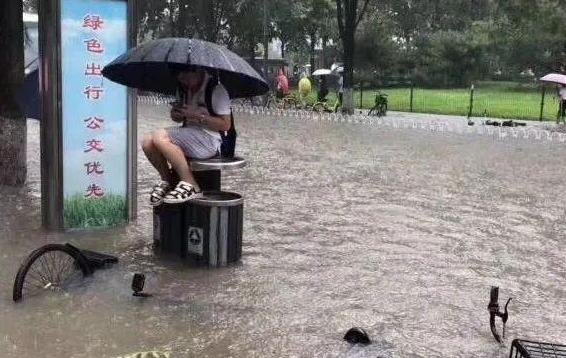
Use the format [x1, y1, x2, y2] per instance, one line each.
[558, 84, 566, 120]
[540, 73, 566, 123]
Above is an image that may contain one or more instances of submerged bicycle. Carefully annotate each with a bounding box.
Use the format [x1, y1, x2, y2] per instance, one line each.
[12, 243, 118, 302]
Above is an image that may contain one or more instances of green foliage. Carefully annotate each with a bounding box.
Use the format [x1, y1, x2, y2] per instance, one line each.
[64, 194, 127, 229]
[496, 0, 566, 74]
[355, 15, 398, 76]
[414, 28, 490, 87]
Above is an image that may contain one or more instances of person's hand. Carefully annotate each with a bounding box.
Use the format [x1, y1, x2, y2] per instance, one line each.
[174, 105, 206, 124]
[170, 107, 185, 123]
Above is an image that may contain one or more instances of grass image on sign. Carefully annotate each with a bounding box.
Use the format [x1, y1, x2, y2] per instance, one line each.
[187, 226, 203, 256]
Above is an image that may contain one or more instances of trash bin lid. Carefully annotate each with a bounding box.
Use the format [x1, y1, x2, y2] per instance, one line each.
[192, 191, 243, 207]
[190, 156, 246, 171]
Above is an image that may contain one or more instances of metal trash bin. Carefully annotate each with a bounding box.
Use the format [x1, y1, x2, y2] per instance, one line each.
[185, 191, 243, 267]
[153, 203, 184, 254]
[153, 191, 243, 267]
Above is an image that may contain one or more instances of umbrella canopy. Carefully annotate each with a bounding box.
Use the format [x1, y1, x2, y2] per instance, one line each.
[540, 73, 566, 85]
[102, 38, 269, 98]
[312, 68, 332, 76]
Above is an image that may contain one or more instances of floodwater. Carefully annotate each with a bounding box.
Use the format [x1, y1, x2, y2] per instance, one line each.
[1, 104, 565, 357]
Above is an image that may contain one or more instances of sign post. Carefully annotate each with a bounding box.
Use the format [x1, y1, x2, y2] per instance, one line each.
[39, 0, 137, 229]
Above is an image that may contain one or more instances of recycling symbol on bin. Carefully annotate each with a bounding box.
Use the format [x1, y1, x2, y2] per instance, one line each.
[188, 227, 202, 246]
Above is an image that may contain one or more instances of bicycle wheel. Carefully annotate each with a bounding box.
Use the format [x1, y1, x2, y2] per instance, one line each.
[333, 101, 341, 113]
[281, 97, 295, 109]
[311, 102, 326, 113]
[13, 244, 92, 302]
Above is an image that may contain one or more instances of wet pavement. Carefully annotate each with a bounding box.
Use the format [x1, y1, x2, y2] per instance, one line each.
[0, 104, 565, 357]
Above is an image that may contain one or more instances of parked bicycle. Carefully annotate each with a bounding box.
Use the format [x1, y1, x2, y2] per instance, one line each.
[310, 97, 341, 113]
[368, 91, 388, 116]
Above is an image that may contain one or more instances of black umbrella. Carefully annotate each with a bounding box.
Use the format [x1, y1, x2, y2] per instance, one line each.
[102, 38, 269, 99]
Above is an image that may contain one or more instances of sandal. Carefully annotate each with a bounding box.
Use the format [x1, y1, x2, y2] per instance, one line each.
[149, 181, 171, 207]
[163, 181, 202, 204]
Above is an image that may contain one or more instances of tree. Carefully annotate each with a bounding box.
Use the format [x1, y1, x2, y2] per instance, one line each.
[415, 28, 490, 87]
[138, 0, 236, 43]
[336, 0, 371, 113]
[495, 0, 566, 75]
[307, 0, 334, 73]
[0, 0, 26, 186]
[229, 0, 269, 70]
[272, 1, 308, 59]
[355, 15, 398, 80]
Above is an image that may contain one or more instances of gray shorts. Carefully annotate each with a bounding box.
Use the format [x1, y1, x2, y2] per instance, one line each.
[167, 126, 221, 159]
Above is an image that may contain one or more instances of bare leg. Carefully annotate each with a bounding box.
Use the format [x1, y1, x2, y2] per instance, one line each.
[152, 129, 200, 190]
[141, 133, 171, 182]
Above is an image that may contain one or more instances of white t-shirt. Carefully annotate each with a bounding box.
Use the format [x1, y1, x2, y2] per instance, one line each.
[181, 73, 231, 140]
[559, 87, 566, 100]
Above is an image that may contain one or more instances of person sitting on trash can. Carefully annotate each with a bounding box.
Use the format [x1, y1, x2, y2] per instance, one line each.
[142, 68, 231, 206]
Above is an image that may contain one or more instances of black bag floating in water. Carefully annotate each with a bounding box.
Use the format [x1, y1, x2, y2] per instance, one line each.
[344, 327, 371, 345]
[132, 273, 151, 297]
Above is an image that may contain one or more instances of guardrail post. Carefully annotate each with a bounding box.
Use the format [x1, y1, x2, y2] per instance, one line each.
[539, 85, 546, 121]
[410, 82, 414, 112]
[359, 81, 363, 109]
[467, 83, 475, 119]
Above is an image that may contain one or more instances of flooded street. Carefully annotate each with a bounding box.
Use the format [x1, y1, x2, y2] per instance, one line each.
[1, 104, 565, 357]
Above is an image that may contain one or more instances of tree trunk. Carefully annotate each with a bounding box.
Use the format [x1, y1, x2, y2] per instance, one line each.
[263, 34, 269, 80]
[0, 0, 26, 186]
[322, 35, 328, 68]
[309, 31, 316, 76]
[280, 41, 285, 59]
[198, 0, 216, 42]
[249, 40, 257, 69]
[342, 88, 354, 115]
[342, 34, 355, 114]
[262, 0, 269, 80]
[0, 117, 26, 185]
[341, 2, 356, 114]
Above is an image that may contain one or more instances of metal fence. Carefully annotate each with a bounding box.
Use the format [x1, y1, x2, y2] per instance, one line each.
[353, 80, 563, 122]
[138, 79, 564, 123]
